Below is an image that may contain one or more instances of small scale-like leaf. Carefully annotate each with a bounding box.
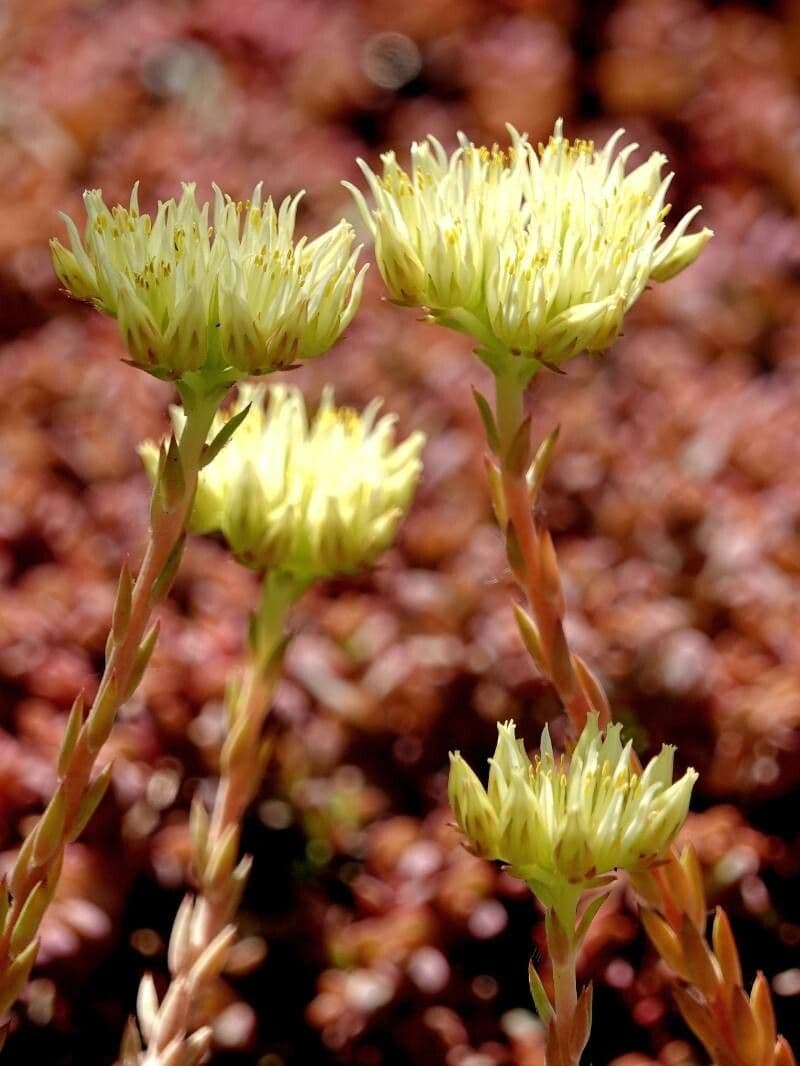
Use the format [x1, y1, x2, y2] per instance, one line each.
[0, 877, 9, 932]
[0, 937, 39, 1015]
[573, 654, 611, 722]
[123, 623, 160, 702]
[549, 622, 576, 701]
[201, 402, 252, 468]
[160, 434, 186, 513]
[505, 525, 527, 583]
[10, 882, 48, 955]
[149, 442, 168, 525]
[189, 797, 209, 876]
[9, 829, 38, 899]
[190, 925, 235, 985]
[504, 414, 532, 478]
[119, 1016, 143, 1063]
[31, 786, 67, 867]
[773, 1036, 797, 1066]
[483, 455, 507, 528]
[528, 959, 554, 1023]
[711, 906, 742, 989]
[57, 693, 85, 778]
[136, 973, 159, 1043]
[528, 425, 560, 501]
[640, 908, 685, 975]
[672, 985, 720, 1055]
[204, 825, 240, 895]
[69, 763, 113, 842]
[569, 982, 593, 1059]
[112, 562, 133, 643]
[677, 915, 718, 998]
[576, 892, 609, 945]
[471, 388, 500, 455]
[538, 529, 565, 616]
[513, 604, 545, 671]
[750, 972, 776, 1056]
[86, 676, 120, 752]
[150, 537, 185, 606]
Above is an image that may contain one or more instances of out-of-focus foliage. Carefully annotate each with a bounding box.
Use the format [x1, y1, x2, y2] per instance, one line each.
[1, 1, 800, 1063]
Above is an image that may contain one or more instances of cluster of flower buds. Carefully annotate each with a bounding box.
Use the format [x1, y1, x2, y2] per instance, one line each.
[142, 384, 425, 583]
[51, 183, 365, 382]
[449, 714, 697, 910]
[347, 121, 712, 374]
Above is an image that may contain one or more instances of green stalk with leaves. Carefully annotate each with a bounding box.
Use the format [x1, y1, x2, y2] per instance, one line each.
[125, 385, 424, 1064]
[0, 181, 365, 1046]
[348, 119, 795, 1064]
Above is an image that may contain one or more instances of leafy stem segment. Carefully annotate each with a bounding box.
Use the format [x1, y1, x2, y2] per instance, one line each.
[475, 366, 795, 1066]
[634, 858, 796, 1066]
[0, 378, 225, 1034]
[482, 369, 609, 733]
[529, 891, 594, 1066]
[128, 570, 307, 1065]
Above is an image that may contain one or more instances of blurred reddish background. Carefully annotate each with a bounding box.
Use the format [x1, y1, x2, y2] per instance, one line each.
[2, 1, 800, 1063]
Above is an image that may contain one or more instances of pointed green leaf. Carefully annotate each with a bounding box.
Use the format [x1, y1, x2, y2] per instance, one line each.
[31, 786, 67, 867]
[201, 402, 251, 469]
[10, 882, 48, 955]
[112, 562, 133, 643]
[149, 536, 186, 605]
[505, 414, 533, 478]
[57, 693, 85, 778]
[471, 388, 500, 455]
[528, 959, 554, 1023]
[69, 763, 113, 842]
[0, 937, 39, 1014]
[123, 623, 160, 702]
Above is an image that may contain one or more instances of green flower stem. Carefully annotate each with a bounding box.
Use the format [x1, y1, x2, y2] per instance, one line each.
[208, 570, 305, 852]
[551, 943, 579, 1066]
[0, 383, 223, 1027]
[133, 570, 306, 1062]
[493, 369, 599, 732]
[543, 892, 587, 1066]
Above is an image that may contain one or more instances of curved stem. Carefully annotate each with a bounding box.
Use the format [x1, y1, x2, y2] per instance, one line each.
[0, 385, 222, 1025]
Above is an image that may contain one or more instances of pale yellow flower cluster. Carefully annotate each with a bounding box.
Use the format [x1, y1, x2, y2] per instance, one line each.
[449, 715, 697, 902]
[347, 121, 712, 370]
[143, 385, 424, 582]
[51, 184, 365, 381]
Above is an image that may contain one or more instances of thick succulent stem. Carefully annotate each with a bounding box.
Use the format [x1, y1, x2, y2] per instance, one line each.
[130, 571, 305, 1065]
[0, 383, 223, 1029]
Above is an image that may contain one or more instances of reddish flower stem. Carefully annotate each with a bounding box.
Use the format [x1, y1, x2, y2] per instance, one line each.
[0, 386, 221, 1028]
[485, 370, 795, 1066]
[494, 372, 604, 733]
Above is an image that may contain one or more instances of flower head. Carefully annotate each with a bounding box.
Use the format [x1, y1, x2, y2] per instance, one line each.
[347, 121, 711, 371]
[449, 715, 697, 897]
[142, 384, 424, 581]
[51, 183, 366, 381]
